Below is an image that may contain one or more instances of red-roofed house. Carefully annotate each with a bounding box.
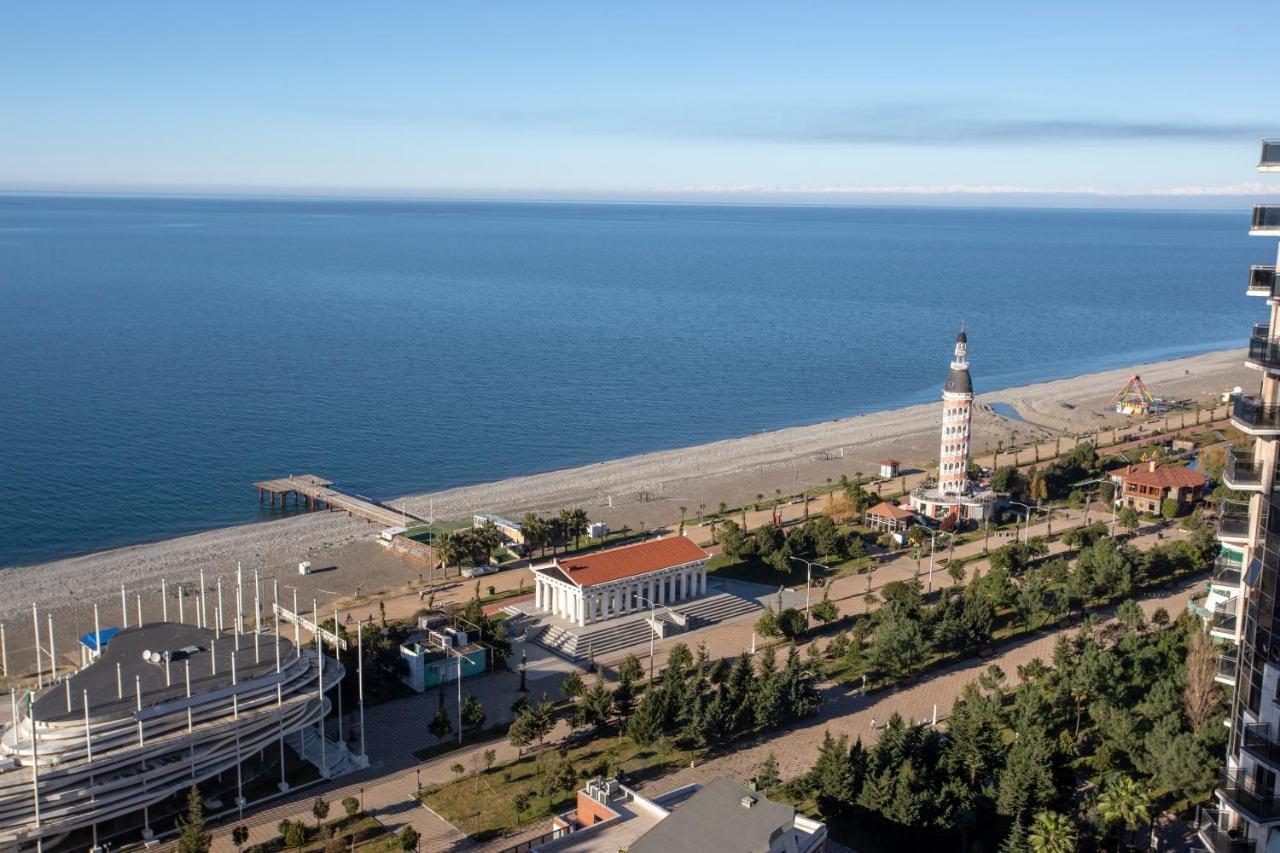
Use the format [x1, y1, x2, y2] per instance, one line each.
[531, 536, 710, 626]
[879, 459, 900, 479]
[1110, 461, 1207, 515]
[865, 501, 915, 533]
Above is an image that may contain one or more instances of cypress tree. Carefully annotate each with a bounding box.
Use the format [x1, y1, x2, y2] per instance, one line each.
[176, 787, 211, 853]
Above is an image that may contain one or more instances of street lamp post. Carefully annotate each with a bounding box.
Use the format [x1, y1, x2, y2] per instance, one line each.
[925, 530, 949, 593]
[789, 557, 830, 624]
[1006, 501, 1034, 544]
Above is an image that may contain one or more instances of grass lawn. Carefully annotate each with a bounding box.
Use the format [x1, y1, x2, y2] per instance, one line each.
[404, 520, 471, 543]
[419, 732, 702, 841]
[708, 552, 810, 587]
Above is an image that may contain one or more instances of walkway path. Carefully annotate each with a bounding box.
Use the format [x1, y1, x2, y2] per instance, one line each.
[203, 512, 1199, 852]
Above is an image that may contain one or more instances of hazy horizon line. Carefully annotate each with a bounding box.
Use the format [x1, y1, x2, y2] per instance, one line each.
[1, 182, 1270, 212]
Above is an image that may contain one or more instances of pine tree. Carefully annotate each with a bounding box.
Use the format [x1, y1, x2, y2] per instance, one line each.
[779, 646, 819, 721]
[626, 690, 664, 746]
[176, 787, 212, 853]
[810, 730, 857, 818]
[944, 684, 1003, 786]
[699, 689, 733, 745]
[999, 817, 1030, 853]
[997, 728, 1057, 819]
[756, 752, 781, 789]
[882, 758, 925, 829]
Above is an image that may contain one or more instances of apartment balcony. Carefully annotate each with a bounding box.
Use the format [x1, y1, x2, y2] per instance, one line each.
[1211, 598, 1241, 638]
[1216, 648, 1240, 686]
[1225, 449, 1268, 492]
[1247, 326, 1280, 373]
[1218, 501, 1254, 542]
[1213, 557, 1244, 589]
[1245, 723, 1280, 773]
[1233, 395, 1280, 436]
[1262, 139, 1280, 172]
[1196, 805, 1253, 853]
[1252, 205, 1280, 235]
[1218, 769, 1280, 825]
[1249, 265, 1278, 298]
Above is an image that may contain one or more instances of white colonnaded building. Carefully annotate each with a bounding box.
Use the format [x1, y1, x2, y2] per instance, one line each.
[531, 536, 710, 627]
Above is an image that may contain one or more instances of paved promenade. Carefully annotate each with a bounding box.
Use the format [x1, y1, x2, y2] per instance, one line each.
[203, 509, 1201, 852]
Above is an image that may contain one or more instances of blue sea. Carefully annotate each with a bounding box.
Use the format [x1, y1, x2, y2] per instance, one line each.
[0, 195, 1262, 568]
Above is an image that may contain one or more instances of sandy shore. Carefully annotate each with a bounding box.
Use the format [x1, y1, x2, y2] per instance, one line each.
[0, 348, 1251, 673]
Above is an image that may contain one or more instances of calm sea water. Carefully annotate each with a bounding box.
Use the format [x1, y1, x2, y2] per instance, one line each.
[0, 195, 1262, 567]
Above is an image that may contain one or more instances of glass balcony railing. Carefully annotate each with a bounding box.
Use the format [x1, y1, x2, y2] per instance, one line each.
[1253, 205, 1280, 233]
[1234, 395, 1280, 431]
[1218, 769, 1280, 823]
[1216, 649, 1239, 682]
[1248, 328, 1280, 371]
[1218, 501, 1253, 539]
[1212, 598, 1240, 633]
[1263, 139, 1280, 169]
[1250, 265, 1278, 296]
[1196, 805, 1252, 853]
[1245, 723, 1280, 770]
[1226, 449, 1266, 487]
[1213, 557, 1243, 587]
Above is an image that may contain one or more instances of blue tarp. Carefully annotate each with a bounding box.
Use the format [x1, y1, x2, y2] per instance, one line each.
[78, 627, 121, 651]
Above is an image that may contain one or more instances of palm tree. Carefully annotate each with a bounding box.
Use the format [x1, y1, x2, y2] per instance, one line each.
[678, 506, 687, 534]
[569, 507, 589, 548]
[1028, 810, 1076, 853]
[432, 531, 464, 578]
[558, 509, 576, 552]
[476, 520, 502, 563]
[520, 513, 547, 557]
[1096, 775, 1149, 852]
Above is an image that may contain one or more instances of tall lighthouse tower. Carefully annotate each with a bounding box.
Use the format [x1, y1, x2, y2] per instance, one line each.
[938, 329, 973, 496]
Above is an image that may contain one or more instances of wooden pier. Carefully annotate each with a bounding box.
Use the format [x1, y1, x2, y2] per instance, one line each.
[255, 474, 420, 528]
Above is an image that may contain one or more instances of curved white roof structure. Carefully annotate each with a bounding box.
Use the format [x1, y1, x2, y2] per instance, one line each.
[0, 622, 343, 849]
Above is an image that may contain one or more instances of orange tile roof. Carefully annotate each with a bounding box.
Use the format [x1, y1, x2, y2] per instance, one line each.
[1115, 463, 1206, 491]
[866, 501, 914, 521]
[541, 536, 708, 588]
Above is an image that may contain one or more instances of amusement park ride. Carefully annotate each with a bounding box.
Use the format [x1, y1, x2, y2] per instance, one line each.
[1109, 374, 1168, 416]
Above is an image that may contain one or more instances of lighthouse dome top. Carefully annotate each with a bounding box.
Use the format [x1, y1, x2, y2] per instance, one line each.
[944, 366, 973, 395]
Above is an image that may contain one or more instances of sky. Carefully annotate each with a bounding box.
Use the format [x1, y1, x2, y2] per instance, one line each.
[4, 2, 1279, 206]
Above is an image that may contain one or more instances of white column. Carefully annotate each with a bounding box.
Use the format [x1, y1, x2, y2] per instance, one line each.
[535, 579, 543, 610]
[577, 593, 585, 627]
[656, 576, 664, 605]
[701, 565, 707, 594]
